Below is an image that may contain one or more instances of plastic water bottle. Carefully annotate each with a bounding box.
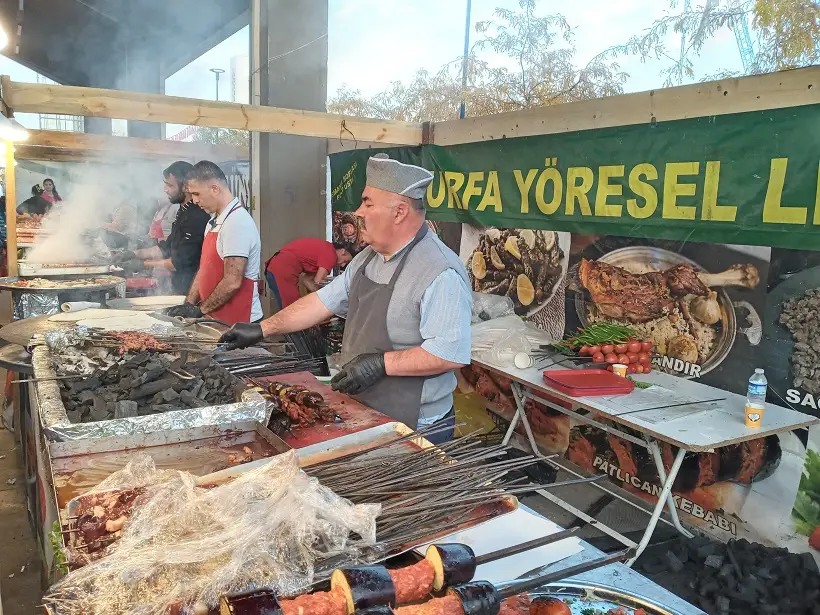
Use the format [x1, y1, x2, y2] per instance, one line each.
[745, 368, 767, 428]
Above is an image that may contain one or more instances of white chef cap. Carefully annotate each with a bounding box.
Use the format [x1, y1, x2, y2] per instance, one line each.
[365, 153, 434, 200]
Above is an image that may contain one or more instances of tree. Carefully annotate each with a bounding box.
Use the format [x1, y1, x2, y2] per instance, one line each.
[192, 126, 249, 149]
[327, 0, 627, 122]
[613, 0, 820, 86]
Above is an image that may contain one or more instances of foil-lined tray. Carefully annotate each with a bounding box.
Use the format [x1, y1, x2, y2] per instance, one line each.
[32, 346, 270, 442]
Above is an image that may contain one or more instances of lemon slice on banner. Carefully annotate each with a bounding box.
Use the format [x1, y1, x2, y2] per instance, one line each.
[517, 274, 535, 306]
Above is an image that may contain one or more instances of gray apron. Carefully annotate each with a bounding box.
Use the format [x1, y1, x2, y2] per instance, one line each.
[340, 226, 428, 429]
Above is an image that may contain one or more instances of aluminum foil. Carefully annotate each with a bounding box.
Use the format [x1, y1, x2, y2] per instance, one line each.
[14, 293, 61, 320]
[32, 346, 270, 442]
[42, 326, 90, 353]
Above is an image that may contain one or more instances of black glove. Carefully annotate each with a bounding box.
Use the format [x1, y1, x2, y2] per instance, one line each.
[219, 322, 264, 350]
[164, 302, 203, 319]
[121, 258, 146, 273]
[112, 250, 136, 263]
[330, 353, 386, 395]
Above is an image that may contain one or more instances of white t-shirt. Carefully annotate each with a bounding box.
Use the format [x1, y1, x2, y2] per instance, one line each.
[206, 198, 263, 321]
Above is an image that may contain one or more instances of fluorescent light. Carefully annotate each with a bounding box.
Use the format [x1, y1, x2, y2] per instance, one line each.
[0, 27, 7, 52]
[0, 115, 28, 142]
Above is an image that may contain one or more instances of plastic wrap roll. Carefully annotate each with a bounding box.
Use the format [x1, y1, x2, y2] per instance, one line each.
[61, 301, 101, 313]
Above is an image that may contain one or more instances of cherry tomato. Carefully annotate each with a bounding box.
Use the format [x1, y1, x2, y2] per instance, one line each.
[637, 352, 650, 365]
[579, 345, 591, 355]
[601, 344, 615, 355]
[588, 345, 601, 355]
[634, 365, 644, 374]
[641, 341, 653, 352]
[605, 353, 619, 364]
[592, 352, 605, 364]
[614, 343, 628, 354]
[642, 365, 653, 374]
[627, 364, 637, 374]
[627, 353, 639, 364]
[627, 341, 641, 354]
[617, 353, 630, 364]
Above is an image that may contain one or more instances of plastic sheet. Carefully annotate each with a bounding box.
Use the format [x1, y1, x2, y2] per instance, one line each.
[46, 451, 380, 615]
[471, 314, 555, 367]
[471, 292, 515, 323]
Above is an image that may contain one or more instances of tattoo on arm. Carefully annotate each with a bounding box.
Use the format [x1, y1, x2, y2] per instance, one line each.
[199, 256, 247, 314]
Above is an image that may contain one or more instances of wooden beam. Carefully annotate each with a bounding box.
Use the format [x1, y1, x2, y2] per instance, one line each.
[5, 141, 17, 276]
[2, 79, 423, 145]
[19, 130, 249, 162]
[432, 67, 820, 145]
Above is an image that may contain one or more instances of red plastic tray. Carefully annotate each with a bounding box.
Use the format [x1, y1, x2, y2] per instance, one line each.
[543, 369, 635, 396]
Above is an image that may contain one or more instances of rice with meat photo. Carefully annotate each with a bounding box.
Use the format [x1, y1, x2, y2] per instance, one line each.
[587, 301, 717, 366]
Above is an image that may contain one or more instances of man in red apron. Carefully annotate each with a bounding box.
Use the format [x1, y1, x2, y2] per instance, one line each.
[165, 161, 262, 324]
[117, 162, 211, 294]
[219, 154, 472, 443]
[264, 238, 352, 310]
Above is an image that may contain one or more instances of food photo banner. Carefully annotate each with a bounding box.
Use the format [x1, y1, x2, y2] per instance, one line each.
[329, 104, 820, 250]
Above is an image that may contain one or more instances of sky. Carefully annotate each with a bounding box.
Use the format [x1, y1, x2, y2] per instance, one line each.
[0, 0, 745, 139]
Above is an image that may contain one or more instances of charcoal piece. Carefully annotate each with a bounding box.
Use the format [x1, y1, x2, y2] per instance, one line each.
[696, 542, 717, 559]
[180, 390, 208, 409]
[139, 366, 167, 386]
[699, 579, 719, 594]
[78, 390, 96, 405]
[800, 551, 820, 573]
[197, 385, 209, 400]
[161, 388, 180, 402]
[152, 404, 179, 413]
[119, 376, 134, 390]
[715, 595, 730, 614]
[755, 566, 773, 580]
[114, 400, 139, 419]
[66, 409, 82, 424]
[130, 376, 179, 400]
[704, 554, 723, 568]
[718, 563, 734, 578]
[90, 396, 109, 422]
[190, 381, 204, 398]
[665, 550, 684, 573]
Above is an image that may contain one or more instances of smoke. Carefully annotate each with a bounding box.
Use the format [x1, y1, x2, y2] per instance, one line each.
[25, 164, 164, 264]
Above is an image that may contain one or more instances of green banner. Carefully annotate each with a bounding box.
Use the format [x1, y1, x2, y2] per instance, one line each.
[329, 104, 820, 250]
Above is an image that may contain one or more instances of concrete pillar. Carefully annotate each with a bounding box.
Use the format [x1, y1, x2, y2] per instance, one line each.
[257, 0, 329, 289]
[122, 42, 164, 139]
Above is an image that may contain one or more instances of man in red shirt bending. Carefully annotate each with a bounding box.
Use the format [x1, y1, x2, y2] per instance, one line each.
[264, 238, 352, 310]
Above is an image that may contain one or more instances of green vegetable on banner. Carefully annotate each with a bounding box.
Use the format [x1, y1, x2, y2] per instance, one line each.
[330, 105, 820, 250]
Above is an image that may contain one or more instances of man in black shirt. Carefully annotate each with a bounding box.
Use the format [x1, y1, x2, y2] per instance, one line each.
[119, 161, 211, 294]
[17, 185, 53, 216]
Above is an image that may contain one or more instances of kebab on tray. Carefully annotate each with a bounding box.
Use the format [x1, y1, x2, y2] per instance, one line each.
[253, 380, 337, 428]
[221, 548, 632, 615]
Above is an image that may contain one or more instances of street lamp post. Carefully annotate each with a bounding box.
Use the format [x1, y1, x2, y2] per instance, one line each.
[210, 68, 226, 102]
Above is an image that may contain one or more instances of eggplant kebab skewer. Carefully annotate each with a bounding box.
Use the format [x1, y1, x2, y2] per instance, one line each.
[221, 549, 628, 615]
[221, 530, 581, 615]
[332, 529, 580, 611]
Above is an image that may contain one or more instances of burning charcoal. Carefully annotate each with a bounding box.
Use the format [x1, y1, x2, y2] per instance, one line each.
[114, 401, 139, 419]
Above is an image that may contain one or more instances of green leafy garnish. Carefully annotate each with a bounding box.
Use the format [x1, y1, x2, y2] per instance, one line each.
[628, 376, 653, 389]
[792, 450, 820, 536]
[48, 520, 69, 576]
[555, 323, 639, 351]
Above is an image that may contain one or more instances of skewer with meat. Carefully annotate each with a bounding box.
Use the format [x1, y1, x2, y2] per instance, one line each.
[332, 531, 579, 611]
[264, 382, 336, 426]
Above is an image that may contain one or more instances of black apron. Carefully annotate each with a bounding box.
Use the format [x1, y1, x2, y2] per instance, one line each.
[340, 226, 428, 429]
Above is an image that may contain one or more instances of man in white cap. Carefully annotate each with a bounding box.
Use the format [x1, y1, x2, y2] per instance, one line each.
[220, 154, 472, 443]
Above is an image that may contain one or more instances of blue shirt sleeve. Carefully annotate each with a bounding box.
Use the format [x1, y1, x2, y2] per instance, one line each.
[419, 269, 472, 364]
[316, 263, 353, 317]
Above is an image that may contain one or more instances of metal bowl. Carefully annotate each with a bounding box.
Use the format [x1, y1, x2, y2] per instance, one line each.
[573, 246, 738, 377]
[532, 582, 687, 615]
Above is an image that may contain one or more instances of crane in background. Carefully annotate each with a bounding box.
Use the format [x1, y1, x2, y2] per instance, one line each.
[680, 0, 758, 75]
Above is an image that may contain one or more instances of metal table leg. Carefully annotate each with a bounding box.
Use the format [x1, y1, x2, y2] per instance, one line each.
[647, 440, 695, 539]
[508, 382, 550, 459]
[627, 447, 688, 565]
